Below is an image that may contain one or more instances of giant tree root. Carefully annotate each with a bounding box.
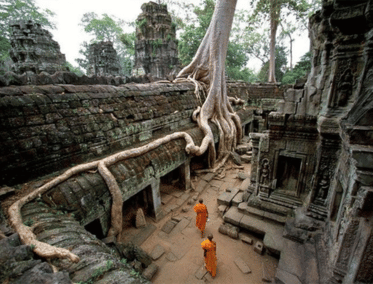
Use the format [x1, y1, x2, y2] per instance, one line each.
[8, 132, 199, 262]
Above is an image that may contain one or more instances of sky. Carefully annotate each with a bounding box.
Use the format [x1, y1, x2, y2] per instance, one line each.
[34, 0, 310, 72]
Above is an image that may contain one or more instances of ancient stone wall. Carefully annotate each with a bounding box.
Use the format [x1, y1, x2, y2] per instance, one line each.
[9, 20, 67, 75]
[0, 81, 260, 186]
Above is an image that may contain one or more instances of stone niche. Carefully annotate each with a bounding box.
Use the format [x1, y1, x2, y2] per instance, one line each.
[9, 20, 67, 75]
[87, 41, 122, 76]
[133, 1, 180, 79]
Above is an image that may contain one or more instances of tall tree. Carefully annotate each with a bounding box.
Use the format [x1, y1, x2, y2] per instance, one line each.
[250, 0, 309, 83]
[0, 0, 55, 73]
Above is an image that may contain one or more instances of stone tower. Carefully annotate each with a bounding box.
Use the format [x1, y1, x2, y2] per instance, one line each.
[9, 20, 67, 75]
[87, 41, 122, 76]
[133, 1, 180, 79]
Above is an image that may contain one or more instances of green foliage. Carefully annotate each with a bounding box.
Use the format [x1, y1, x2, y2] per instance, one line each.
[77, 260, 115, 284]
[136, 18, 147, 29]
[281, 51, 311, 84]
[80, 12, 123, 42]
[258, 45, 288, 82]
[65, 62, 84, 76]
[130, 269, 141, 278]
[0, 0, 55, 74]
[30, 244, 36, 250]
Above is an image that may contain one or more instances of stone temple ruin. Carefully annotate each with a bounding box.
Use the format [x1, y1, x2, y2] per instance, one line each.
[0, 0, 373, 283]
[87, 41, 122, 76]
[132, 2, 180, 79]
[9, 20, 68, 75]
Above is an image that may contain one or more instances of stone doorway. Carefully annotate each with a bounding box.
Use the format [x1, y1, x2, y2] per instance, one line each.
[276, 156, 302, 197]
[122, 185, 156, 228]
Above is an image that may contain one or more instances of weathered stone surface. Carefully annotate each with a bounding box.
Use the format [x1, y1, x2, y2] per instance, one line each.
[230, 151, 242, 165]
[218, 204, 227, 217]
[223, 206, 244, 226]
[218, 223, 239, 239]
[234, 257, 251, 274]
[161, 194, 173, 205]
[237, 171, 249, 180]
[232, 192, 243, 206]
[142, 263, 158, 280]
[240, 154, 251, 163]
[161, 219, 177, 234]
[87, 41, 121, 76]
[9, 20, 68, 75]
[195, 265, 208, 279]
[165, 251, 177, 262]
[169, 217, 191, 237]
[150, 244, 165, 260]
[254, 241, 264, 255]
[133, 2, 180, 79]
[135, 208, 147, 228]
[241, 235, 253, 245]
[218, 188, 240, 206]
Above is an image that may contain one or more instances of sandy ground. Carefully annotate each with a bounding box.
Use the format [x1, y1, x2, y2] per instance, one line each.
[137, 163, 278, 284]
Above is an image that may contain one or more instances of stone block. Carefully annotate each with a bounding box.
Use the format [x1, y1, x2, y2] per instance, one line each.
[201, 173, 215, 182]
[223, 207, 243, 226]
[166, 252, 177, 262]
[169, 217, 190, 237]
[135, 208, 146, 228]
[196, 180, 208, 193]
[254, 241, 264, 255]
[241, 236, 253, 245]
[151, 244, 165, 260]
[195, 265, 208, 280]
[232, 192, 243, 207]
[284, 102, 296, 114]
[142, 263, 158, 280]
[218, 204, 227, 217]
[161, 194, 173, 205]
[234, 257, 251, 274]
[161, 220, 177, 234]
[171, 216, 182, 222]
[239, 178, 251, 191]
[237, 172, 249, 180]
[262, 261, 272, 282]
[240, 154, 251, 163]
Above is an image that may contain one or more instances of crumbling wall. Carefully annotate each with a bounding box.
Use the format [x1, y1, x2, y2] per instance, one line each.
[9, 20, 67, 75]
[87, 41, 122, 76]
[0, 81, 259, 186]
[133, 1, 180, 79]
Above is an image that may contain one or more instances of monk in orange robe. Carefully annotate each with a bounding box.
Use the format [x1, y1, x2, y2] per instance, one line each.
[201, 233, 217, 277]
[194, 199, 208, 237]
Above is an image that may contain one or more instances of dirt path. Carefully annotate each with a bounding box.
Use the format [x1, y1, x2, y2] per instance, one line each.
[139, 164, 278, 283]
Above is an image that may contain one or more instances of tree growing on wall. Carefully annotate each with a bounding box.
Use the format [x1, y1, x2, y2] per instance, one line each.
[9, 0, 245, 263]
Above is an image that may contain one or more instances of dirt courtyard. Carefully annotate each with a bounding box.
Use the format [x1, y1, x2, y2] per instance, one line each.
[125, 163, 279, 283]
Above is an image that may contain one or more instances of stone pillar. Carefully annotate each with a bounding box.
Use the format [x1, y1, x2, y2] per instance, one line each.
[179, 158, 191, 191]
[150, 178, 163, 221]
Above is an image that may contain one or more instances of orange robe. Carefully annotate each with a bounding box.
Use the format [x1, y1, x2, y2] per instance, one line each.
[201, 239, 217, 277]
[194, 203, 208, 233]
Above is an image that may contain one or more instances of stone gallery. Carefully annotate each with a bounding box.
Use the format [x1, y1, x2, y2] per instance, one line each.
[0, 0, 372, 283]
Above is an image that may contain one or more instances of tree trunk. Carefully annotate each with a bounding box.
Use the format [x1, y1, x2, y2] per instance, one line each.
[268, 0, 279, 83]
[176, 0, 242, 170]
